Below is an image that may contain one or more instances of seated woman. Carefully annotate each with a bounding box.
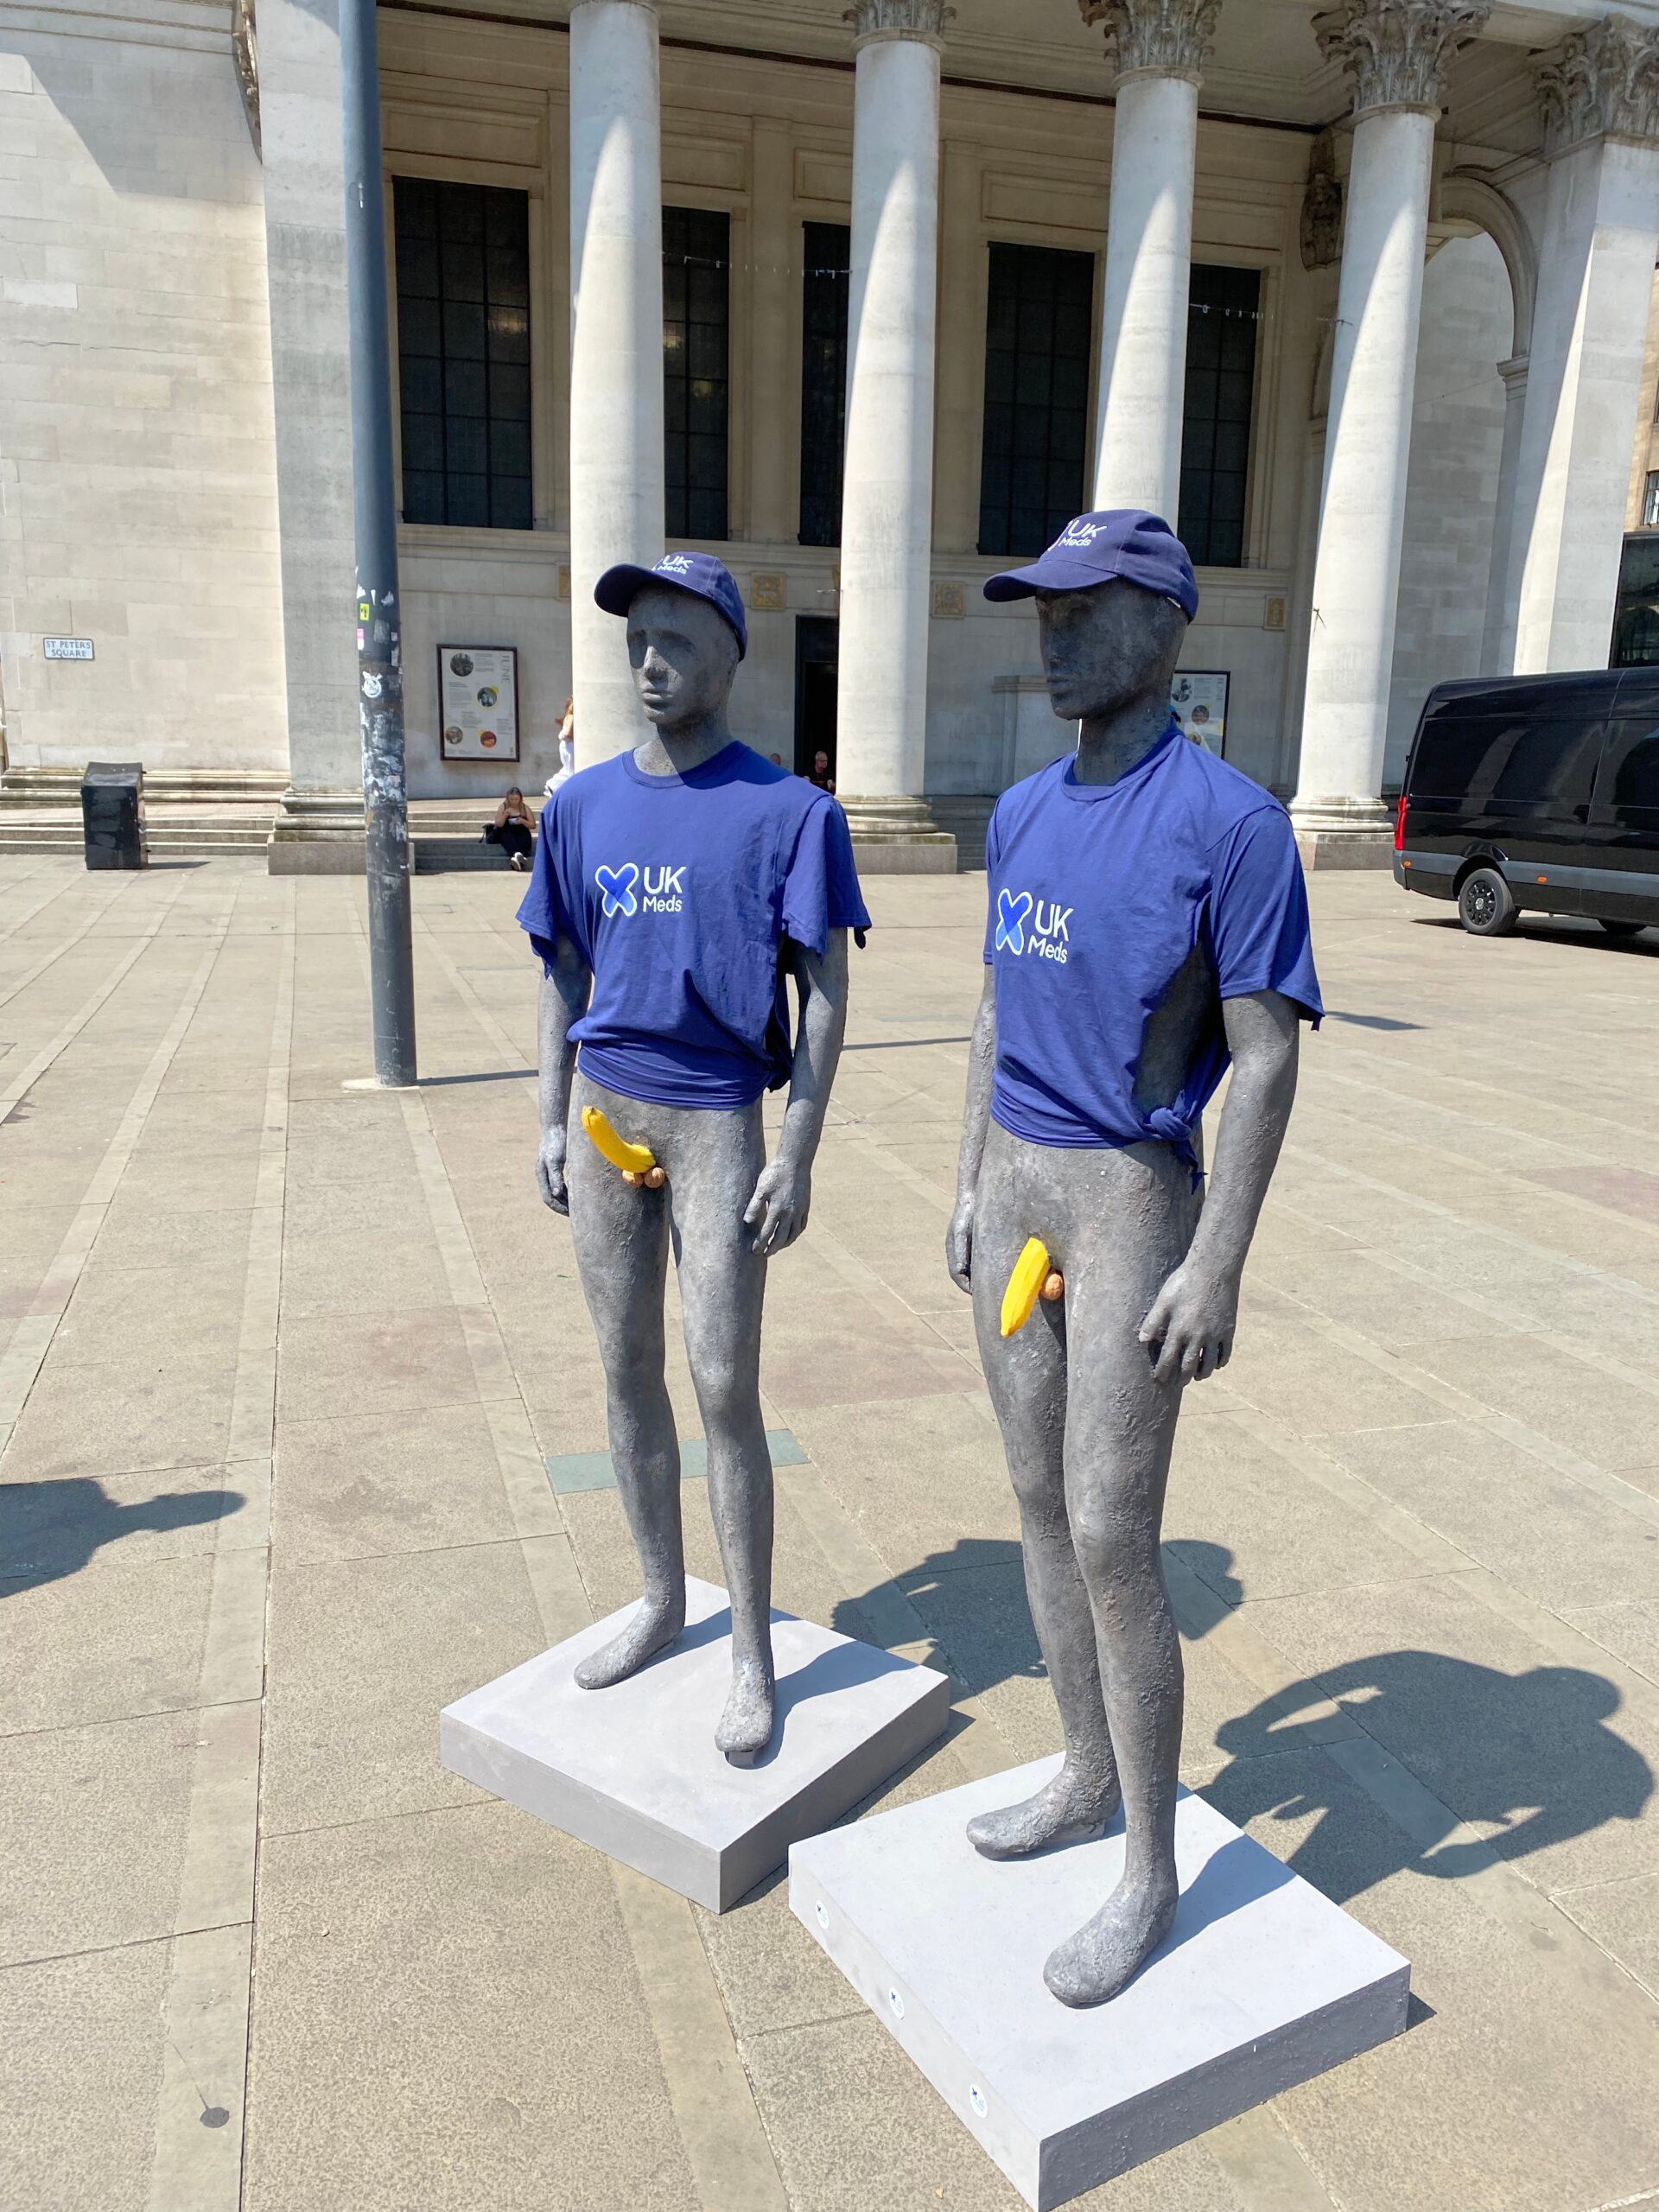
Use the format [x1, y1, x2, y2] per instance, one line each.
[487, 787, 536, 872]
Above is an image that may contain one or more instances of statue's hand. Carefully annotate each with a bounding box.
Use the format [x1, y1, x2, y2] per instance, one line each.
[537, 1128, 569, 1215]
[945, 1192, 975, 1294]
[1139, 1260, 1237, 1385]
[743, 1157, 810, 1255]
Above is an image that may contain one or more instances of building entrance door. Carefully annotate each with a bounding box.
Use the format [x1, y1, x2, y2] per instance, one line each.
[794, 616, 839, 785]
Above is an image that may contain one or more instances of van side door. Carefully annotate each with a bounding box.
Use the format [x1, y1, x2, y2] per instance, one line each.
[1482, 696, 1608, 911]
[1586, 702, 1659, 924]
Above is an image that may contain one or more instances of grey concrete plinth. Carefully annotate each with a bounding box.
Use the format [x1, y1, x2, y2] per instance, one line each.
[1294, 827, 1394, 872]
[790, 1754, 1410, 2210]
[851, 840, 960, 875]
[441, 1577, 950, 1911]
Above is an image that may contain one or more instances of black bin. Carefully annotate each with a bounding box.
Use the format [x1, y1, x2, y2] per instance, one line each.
[80, 762, 146, 870]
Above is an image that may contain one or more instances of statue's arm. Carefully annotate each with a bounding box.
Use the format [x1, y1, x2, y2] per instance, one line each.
[743, 929, 849, 1255]
[1140, 987, 1300, 1384]
[536, 931, 591, 1214]
[946, 969, 998, 1293]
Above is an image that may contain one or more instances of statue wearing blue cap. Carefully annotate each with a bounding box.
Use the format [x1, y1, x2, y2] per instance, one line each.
[948, 511, 1323, 2007]
[518, 553, 870, 1765]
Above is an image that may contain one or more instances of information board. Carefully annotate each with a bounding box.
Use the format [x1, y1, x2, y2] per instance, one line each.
[437, 645, 520, 762]
[1171, 671, 1229, 756]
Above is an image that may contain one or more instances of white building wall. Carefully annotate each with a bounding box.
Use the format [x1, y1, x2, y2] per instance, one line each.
[0, 1, 286, 775]
[1383, 230, 1511, 785]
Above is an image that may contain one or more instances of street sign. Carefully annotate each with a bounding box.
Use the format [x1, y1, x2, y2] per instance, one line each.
[43, 637, 94, 661]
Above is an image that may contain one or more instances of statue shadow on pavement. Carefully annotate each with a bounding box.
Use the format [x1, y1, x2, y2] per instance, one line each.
[833, 1536, 1652, 1909]
[0, 1476, 246, 1598]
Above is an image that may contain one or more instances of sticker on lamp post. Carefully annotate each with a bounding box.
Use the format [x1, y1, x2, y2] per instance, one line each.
[43, 637, 94, 662]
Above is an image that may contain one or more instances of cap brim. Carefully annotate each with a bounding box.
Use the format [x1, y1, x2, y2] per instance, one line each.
[594, 563, 660, 618]
[982, 555, 1116, 603]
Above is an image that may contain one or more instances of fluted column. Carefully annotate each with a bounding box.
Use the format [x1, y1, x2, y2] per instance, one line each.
[1508, 14, 1659, 673]
[569, 0, 665, 764]
[835, 0, 957, 868]
[1291, 0, 1490, 862]
[1081, 0, 1217, 515]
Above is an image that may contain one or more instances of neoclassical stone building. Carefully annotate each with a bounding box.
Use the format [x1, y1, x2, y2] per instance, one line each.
[1, 0, 1657, 868]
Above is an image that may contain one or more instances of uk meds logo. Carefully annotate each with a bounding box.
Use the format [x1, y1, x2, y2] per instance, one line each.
[659, 554, 695, 578]
[995, 887, 1070, 964]
[596, 862, 686, 918]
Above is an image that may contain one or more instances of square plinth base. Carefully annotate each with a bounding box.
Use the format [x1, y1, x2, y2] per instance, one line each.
[442, 1578, 950, 1911]
[790, 1755, 1410, 2210]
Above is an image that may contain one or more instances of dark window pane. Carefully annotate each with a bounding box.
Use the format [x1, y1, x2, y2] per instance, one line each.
[448, 474, 489, 528]
[977, 243, 1094, 557]
[403, 470, 443, 524]
[799, 223, 850, 546]
[402, 413, 445, 474]
[393, 176, 534, 529]
[1179, 265, 1260, 567]
[664, 205, 729, 542]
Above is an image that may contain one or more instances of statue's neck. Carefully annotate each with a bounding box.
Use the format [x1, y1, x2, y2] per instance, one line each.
[1072, 695, 1173, 788]
[633, 710, 734, 779]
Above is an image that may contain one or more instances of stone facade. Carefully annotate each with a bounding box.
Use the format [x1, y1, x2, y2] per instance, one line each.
[0, 0, 286, 777]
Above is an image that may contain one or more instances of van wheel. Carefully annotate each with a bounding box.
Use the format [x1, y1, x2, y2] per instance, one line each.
[1597, 918, 1645, 939]
[1458, 867, 1517, 937]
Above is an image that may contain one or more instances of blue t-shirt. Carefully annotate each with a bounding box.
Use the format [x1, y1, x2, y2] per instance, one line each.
[518, 741, 871, 1109]
[983, 724, 1321, 1163]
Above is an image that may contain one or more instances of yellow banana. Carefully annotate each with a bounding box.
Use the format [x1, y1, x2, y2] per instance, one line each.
[1001, 1236, 1054, 1338]
[581, 1106, 658, 1177]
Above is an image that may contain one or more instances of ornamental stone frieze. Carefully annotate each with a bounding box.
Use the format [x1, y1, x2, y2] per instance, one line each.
[845, 0, 953, 46]
[1535, 13, 1659, 155]
[232, 0, 259, 158]
[1313, 0, 1491, 118]
[1077, 0, 1219, 85]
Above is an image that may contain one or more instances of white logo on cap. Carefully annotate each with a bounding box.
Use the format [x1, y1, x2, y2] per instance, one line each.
[658, 554, 695, 576]
[1055, 520, 1108, 551]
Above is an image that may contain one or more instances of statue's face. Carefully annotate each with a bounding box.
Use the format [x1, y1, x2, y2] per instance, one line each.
[627, 584, 738, 728]
[1036, 579, 1185, 723]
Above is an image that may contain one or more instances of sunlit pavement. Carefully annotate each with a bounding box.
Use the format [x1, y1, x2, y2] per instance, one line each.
[2, 855, 1657, 2212]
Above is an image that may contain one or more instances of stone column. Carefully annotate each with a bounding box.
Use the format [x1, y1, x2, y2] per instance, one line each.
[1290, 0, 1490, 866]
[568, 0, 665, 765]
[1479, 353, 1528, 674]
[1080, 0, 1217, 516]
[1508, 15, 1659, 674]
[262, 0, 368, 874]
[835, 0, 957, 872]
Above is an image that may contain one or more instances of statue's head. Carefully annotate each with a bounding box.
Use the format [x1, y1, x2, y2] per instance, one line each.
[594, 552, 748, 733]
[983, 509, 1197, 724]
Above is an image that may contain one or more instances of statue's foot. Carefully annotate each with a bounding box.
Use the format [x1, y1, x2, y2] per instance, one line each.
[1043, 1868, 1179, 2009]
[575, 1595, 685, 1691]
[966, 1764, 1120, 1861]
[716, 1653, 776, 1767]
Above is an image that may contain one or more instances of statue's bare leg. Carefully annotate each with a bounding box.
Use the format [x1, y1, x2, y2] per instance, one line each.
[567, 1073, 684, 1689]
[966, 1125, 1121, 1859]
[671, 1099, 775, 1764]
[1046, 1144, 1196, 2008]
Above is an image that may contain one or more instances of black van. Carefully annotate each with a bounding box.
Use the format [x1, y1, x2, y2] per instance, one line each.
[1394, 669, 1659, 937]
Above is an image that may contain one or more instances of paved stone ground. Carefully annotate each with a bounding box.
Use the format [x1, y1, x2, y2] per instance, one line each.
[3, 854, 1658, 2212]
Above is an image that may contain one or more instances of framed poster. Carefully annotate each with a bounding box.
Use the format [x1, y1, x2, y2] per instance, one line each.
[437, 645, 520, 762]
[1170, 671, 1229, 756]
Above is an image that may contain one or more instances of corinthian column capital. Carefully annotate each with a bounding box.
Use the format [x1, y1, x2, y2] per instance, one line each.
[1535, 12, 1659, 155]
[845, 0, 952, 48]
[1077, 0, 1219, 85]
[1313, 0, 1491, 118]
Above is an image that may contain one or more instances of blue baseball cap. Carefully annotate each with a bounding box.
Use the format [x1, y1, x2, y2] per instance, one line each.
[594, 550, 749, 659]
[983, 509, 1198, 621]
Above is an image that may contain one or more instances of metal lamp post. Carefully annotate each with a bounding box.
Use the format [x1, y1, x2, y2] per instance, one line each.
[340, 0, 417, 1087]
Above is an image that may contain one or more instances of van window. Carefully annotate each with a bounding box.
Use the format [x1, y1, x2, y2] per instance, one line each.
[1410, 717, 1517, 803]
[1597, 720, 1659, 821]
[1410, 715, 1601, 811]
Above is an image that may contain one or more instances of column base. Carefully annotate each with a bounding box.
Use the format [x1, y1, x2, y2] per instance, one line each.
[267, 789, 366, 876]
[1290, 798, 1394, 873]
[837, 794, 958, 875]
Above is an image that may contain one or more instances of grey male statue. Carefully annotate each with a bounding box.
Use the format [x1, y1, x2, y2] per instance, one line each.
[948, 511, 1319, 2007]
[531, 569, 856, 1767]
